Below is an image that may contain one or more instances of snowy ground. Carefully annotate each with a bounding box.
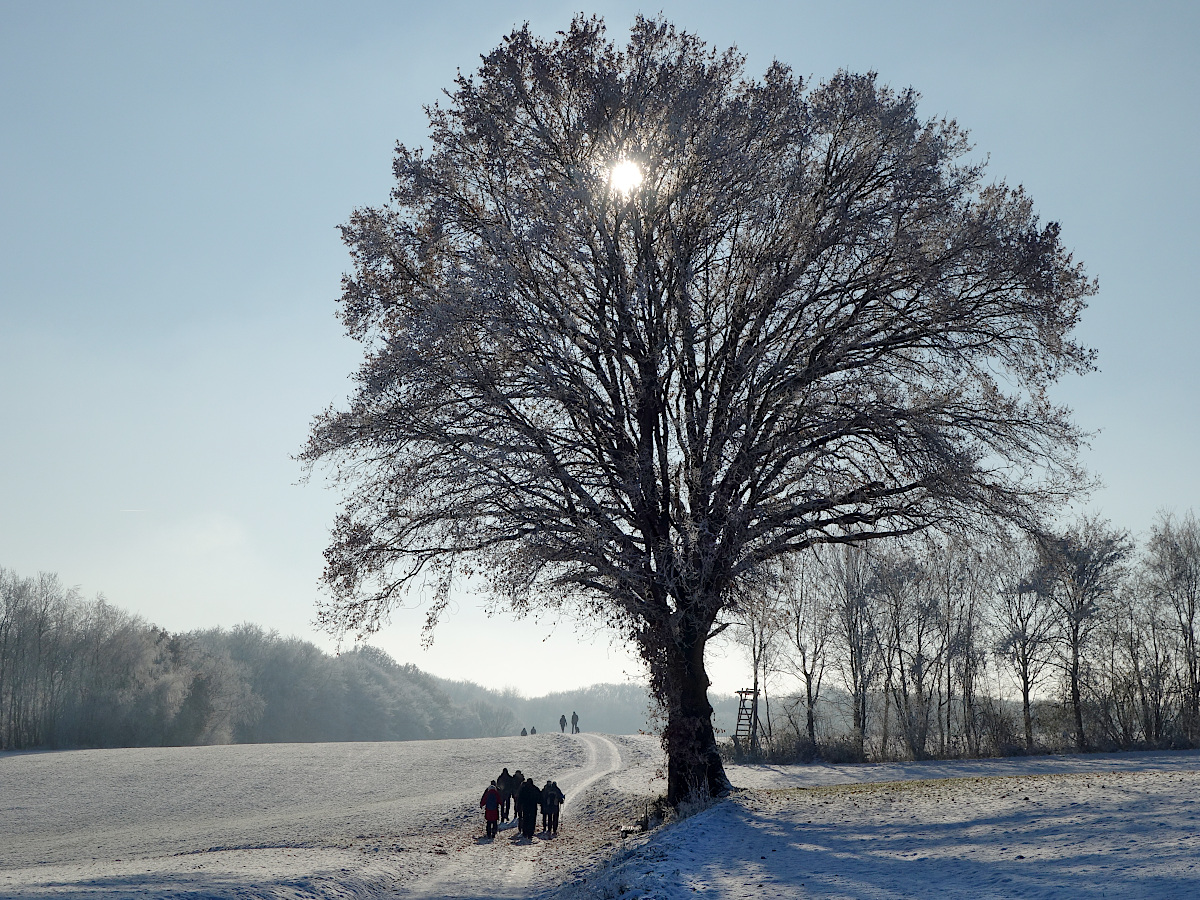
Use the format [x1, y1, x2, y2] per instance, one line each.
[0, 732, 652, 899]
[556, 745, 1200, 899]
[5, 737, 1200, 898]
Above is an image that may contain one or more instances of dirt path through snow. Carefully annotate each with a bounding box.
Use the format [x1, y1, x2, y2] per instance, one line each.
[401, 732, 624, 899]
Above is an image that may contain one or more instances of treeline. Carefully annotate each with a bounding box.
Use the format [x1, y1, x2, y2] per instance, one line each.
[728, 510, 1200, 762]
[16, 500, 1198, 764]
[0, 569, 515, 750]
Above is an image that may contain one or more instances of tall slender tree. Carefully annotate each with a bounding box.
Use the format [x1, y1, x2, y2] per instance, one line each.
[874, 548, 943, 760]
[302, 16, 1095, 801]
[1144, 511, 1200, 740]
[728, 570, 782, 752]
[1037, 518, 1132, 752]
[779, 553, 833, 748]
[994, 540, 1058, 752]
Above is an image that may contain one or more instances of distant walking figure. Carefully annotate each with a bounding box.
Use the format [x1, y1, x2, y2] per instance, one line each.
[480, 781, 501, 839]
[541, 780, 565, 834]
[530, 725, 537, 735]
[571, 711, 579, 734]
[496, 768, 514, 821]
[517, 777, 543, 838]
[521, 727, 528, 736]
[559, 714, 567, 733]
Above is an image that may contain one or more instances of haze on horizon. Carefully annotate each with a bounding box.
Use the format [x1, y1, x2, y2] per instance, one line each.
[2, 0, 1197, 698]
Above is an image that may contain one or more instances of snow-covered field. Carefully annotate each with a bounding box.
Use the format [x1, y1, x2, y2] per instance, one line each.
[4, 736, 1200, 899]
[556, 747, 1200, 899]
[0, 732, 651, 899]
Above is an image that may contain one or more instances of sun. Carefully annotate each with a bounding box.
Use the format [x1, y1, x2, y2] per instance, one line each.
[609, 159, 644, 196]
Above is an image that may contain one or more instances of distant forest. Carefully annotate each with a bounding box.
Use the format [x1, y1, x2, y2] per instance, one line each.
[0, 567, 659, 751]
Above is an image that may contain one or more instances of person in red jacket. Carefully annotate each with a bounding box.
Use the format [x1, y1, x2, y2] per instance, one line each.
[479, 780, 502, 839]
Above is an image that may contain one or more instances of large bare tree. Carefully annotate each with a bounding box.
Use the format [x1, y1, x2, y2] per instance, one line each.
[301, 17, 1094, 802]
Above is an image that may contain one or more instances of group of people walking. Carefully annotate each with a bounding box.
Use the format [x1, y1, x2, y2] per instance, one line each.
[479, 768, 566, 840]
[520, 711, 580, 737]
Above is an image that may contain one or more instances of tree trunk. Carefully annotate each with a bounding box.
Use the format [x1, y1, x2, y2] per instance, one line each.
[663, 634, 731, 805]
[1130, 630, 1153, 744]
[1185, 627, 1200, 743]
[1021, 675, 1034, 752]
[805, 675, 817, 746]
[750, 668, 760, 754]
[1070, 636, 1087, 752]
[762, 684, 773, 748]
[880, 682, 891, 761]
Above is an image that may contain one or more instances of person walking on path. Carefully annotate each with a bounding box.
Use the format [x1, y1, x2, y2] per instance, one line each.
[570, 711, 579, 734]
[496, 768, 514, 822]
[517, 776, 543, 839]
[510, 770, 525, 818]
[559, 714, 567, 733]
[479, 781, 501, 839]
[541, 780, 565, 834]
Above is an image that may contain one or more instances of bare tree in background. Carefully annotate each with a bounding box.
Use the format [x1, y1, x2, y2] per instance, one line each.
[728, 569, 783, 751]
[873, 547, 944, 760]
[301, 16, 1095, 801]
[994, 537, 1058, 752]
[1123, 575, 1177, 745]
[1036, 518, 1133, 752]
[779, 553, 833, 748]
[472, 699, 518, 737]
[825, 545, 880, 758]
[1144, 511, 1200, 741]
[929, 537, 991, 757]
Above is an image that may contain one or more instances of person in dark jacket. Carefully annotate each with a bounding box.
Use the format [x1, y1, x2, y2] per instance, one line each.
[511, 769, 525, 809]
[520, 727, 528, 736]
[480, 781, 501, 838]
[517, 776, 543, 838]
[541, 780, 565, 834]
[559, 714, 567, 733]
[570, 711, 579, 733]
[496, 768, 514, 821]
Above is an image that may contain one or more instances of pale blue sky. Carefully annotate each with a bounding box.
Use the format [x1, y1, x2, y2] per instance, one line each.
[2, 1, 1197, 696]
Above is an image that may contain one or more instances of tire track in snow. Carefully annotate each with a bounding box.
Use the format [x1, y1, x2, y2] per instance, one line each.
[559, 733, 622, 814]
[403, 733, 623, 899]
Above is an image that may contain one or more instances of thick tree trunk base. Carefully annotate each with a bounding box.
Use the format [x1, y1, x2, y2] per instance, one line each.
[662, 640, 732, 806]
[665, 710, 731, 804]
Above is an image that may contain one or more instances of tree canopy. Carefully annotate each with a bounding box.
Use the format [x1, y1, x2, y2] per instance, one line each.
[302, 16, 1094, 802]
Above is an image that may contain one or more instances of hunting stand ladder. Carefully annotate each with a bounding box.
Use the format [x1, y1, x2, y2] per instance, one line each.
[734, 688, 763, 753]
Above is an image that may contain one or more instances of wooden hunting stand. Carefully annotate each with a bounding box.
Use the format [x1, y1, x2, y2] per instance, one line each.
[734, 688, 763, 753]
